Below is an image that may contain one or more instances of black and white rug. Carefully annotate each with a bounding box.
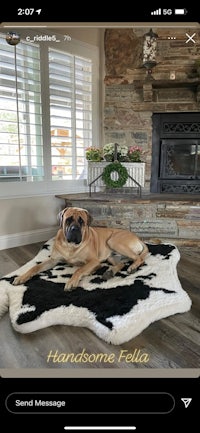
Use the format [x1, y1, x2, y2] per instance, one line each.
[0, 239, 192, 345]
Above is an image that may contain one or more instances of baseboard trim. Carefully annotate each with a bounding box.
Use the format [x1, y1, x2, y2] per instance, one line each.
[0, 228, 58, 250]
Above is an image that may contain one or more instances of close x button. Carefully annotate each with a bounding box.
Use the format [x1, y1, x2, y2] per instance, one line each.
[6, 392, 175, 414]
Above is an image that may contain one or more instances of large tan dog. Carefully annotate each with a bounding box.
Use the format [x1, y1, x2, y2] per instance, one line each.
[13, 207, 149, 291]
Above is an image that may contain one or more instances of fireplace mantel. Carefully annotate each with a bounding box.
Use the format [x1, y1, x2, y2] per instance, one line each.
[133, 77, 200, 89]
[133, 78, 200, 102]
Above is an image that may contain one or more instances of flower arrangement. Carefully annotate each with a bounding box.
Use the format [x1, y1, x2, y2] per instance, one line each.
[103, 143, 129, 162]
[127, 146, 143, 162]
[85, 146, 103, 161]
[85, 144, 144, 163]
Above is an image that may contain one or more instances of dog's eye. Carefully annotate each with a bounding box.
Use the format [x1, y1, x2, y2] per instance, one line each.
[78, 217, 84, 225]
[66, 216, 73, 225]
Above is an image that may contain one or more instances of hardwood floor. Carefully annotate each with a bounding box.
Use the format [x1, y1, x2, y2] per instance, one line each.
[0, 241, 199, 369]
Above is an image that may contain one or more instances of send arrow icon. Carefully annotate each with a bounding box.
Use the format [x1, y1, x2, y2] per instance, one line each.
[181, 398, 192, 408]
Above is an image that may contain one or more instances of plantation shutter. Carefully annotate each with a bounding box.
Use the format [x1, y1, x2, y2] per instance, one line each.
[0, 35, 44, 182]
[49, 48, 93, 180]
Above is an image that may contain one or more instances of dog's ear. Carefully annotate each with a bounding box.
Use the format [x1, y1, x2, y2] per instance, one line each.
[57, 208, 67, 227]
[86, 210, 93, 226]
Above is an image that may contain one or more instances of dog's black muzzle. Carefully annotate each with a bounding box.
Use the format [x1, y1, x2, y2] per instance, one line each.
[66, 224, 82, 244]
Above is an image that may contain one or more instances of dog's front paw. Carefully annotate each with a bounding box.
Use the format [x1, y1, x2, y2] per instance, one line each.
[64, 276, 79, 291]
[64, 282, 75, 291]
[127, 265, 137, 274]
[13, 275, 27, 286]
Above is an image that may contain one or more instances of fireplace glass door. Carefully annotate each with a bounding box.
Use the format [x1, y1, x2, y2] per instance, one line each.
[151, 112, 200, 193]
[160, 139, 200, 179]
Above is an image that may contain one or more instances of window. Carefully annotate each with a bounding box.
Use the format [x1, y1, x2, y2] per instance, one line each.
[0, 31, 99, 197]
[49, 48, 93, 181]
[0, 36, 43, 183]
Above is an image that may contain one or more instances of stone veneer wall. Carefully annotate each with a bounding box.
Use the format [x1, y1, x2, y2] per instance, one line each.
[103, 28, 200, 193]
[61, 196, 200, 244]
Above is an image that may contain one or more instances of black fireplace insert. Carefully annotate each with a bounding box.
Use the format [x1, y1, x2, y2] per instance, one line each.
[150, 112, 200, 193]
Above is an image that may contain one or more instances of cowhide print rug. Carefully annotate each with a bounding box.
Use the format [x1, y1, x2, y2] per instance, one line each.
[0, 239, 192, 345]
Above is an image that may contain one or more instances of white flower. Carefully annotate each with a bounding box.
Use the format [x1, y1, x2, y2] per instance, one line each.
[103, 143, 115, 155]
[103, 143, 128, 156]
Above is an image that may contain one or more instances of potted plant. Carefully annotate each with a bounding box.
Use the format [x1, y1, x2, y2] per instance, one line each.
[85, 146, 103, 162]
[87, 143, 145, 189]
[127, 146, 143, 162]
[103, 143, 129, 162]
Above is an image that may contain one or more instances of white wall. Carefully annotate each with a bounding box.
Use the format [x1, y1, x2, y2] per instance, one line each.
[0, 196, 64, 250]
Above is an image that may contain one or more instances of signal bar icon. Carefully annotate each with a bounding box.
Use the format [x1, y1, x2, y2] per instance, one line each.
[151, 8, 161, 15]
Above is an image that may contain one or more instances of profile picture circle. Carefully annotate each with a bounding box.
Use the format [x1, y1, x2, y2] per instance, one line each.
[6, 32, 20, 46]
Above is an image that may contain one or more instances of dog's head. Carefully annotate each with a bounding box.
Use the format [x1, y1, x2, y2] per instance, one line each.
[58, 207, 92, 245]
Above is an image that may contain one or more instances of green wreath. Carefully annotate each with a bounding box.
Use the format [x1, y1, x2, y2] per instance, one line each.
[102, 162, 128, 188]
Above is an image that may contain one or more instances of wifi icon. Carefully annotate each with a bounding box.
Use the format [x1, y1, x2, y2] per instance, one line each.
[181, 398, 192, 408]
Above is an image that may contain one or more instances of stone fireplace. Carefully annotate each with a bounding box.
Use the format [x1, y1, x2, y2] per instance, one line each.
[55, 28, 200, 244]
[151, 112, 200, 193]
[104, 28, 200, 194]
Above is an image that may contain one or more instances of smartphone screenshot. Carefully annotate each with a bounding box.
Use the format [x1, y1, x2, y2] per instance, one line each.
[0, 6, 199, 431]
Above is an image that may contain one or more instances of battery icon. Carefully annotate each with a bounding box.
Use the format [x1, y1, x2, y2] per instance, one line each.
[174, 8, 187, 15]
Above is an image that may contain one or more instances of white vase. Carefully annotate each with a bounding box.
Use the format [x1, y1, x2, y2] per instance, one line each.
[87, 161, 145, 188]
